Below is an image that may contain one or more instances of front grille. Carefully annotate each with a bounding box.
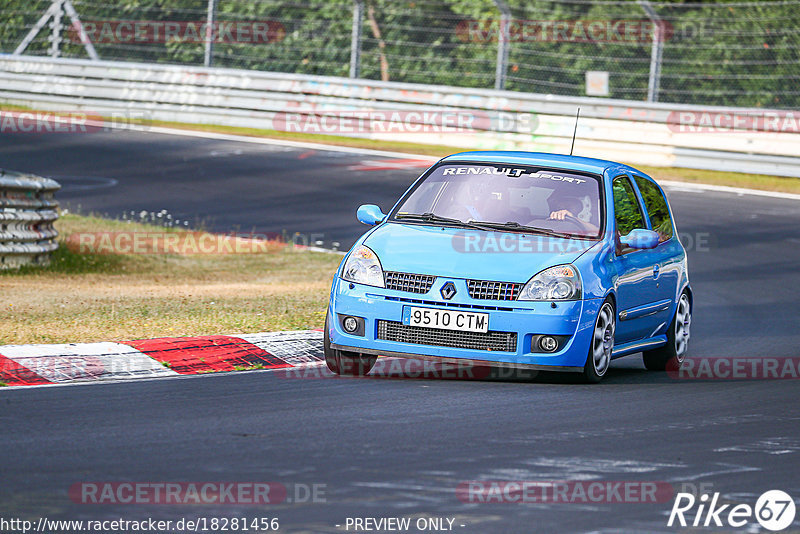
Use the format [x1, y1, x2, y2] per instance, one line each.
[467, 279, 522, 301]
[376, 320, 517, 352]
[384, 271, 436, 294]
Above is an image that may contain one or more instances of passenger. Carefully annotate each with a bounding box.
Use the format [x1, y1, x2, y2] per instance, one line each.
[548, 194, 599, 234]
[454, 179, 509, 222]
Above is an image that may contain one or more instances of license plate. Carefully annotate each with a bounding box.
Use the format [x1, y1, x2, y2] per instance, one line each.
[403, 306, 489, 333]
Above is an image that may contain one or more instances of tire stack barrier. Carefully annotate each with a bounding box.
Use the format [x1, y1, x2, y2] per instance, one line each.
[0, 169, 60, 269]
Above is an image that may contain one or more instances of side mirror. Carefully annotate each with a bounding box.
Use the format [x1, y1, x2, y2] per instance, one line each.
[356, 204, 386, 226]
[620, 229, 660, 250]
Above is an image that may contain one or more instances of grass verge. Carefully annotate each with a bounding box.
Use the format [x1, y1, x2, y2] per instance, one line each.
[2, 103, 799, 194]
[0, 214, 342, 345]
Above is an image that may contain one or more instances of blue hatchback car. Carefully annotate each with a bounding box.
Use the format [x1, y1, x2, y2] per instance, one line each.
[325, 151, 692, 382]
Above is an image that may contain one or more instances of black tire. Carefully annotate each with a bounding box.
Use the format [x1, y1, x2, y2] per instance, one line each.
[643, 292, 691, 371]
[324, 313, 377, 376]
[583, 299, 616, 384]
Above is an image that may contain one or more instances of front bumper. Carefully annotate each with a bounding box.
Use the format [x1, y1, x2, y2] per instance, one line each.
[329, 277, 602, 370]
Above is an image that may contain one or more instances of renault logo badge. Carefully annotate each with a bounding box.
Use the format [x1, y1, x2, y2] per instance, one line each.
[440, 282, 457, 300]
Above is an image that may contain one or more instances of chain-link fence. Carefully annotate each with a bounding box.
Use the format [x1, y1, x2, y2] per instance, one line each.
[2, 0, 799, 108]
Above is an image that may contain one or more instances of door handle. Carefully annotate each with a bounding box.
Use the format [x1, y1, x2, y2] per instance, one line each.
[653, 264, 660, 279]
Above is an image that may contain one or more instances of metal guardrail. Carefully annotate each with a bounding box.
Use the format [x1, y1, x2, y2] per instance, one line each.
[1, 55, 799, 177]
[0, 169, 60, 269]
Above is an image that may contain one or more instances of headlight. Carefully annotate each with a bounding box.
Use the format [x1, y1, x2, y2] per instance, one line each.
[341, 245, 385, 287]
[518, 264, 582, 301]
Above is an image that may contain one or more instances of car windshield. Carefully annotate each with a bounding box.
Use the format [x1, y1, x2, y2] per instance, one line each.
[392, 163, 603, 238]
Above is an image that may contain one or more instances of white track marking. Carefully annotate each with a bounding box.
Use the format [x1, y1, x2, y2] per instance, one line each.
[98, 121, 800, 202]
[0, 332, 324, 388]
[0, 361, 320, 391]
[661, 180, 800, 201]
[0, 342, 178, 382]
[108, 121, 441, 161]
[237, 330, 323, 366]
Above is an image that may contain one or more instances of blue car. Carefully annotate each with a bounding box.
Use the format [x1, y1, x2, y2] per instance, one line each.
[325, 151, 692, 383]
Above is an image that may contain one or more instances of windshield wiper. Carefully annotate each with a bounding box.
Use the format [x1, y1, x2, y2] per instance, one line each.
[395, 212, 464, 225]
[395, 214, 573, 237]
[395, 212, 490, 231]
[467, 220, 572, 238]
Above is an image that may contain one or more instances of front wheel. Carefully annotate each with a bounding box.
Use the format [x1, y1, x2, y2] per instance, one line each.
[643, 292, 691, 371]
[324, 313, 377, 376]
[583, 300, 615, 383]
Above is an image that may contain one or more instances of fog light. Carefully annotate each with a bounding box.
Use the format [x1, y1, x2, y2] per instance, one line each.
[539, 336, 558, 352]
[343, 316, 359, 333]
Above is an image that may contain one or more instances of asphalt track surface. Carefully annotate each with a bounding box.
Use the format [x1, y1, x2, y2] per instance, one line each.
[2, 128, 800, 533]
[0, 128, 423, 249]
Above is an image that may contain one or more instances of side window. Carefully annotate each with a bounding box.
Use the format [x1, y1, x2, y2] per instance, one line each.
[634, 176, 674, 243]
[612, 176, 646, 238]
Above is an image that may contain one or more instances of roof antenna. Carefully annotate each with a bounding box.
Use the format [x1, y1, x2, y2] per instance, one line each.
[569, 107, 581, 156]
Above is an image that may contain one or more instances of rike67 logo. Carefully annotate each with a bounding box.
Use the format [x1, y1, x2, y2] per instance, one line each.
[668, 490, 796, 531]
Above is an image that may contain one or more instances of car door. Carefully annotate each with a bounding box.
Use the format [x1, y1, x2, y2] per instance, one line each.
[610, 174, 662, 344]
[631, 175, 684, 334]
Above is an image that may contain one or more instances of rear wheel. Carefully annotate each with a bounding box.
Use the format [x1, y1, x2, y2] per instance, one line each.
[643, 292, 691, 371]
[583, 300, 615, 383]
[324, 313, 377, 376]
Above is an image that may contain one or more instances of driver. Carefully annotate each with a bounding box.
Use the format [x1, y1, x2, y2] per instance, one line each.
[549, 195, 584, 222]
[547, 195, 583, 221]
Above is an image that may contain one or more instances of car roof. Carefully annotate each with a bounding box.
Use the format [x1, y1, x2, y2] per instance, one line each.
[439, 151, 644, 177]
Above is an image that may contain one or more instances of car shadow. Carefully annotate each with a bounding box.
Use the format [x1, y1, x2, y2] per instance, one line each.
[330, 356, 687, 385]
